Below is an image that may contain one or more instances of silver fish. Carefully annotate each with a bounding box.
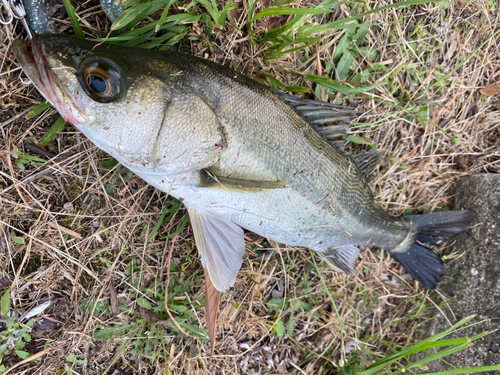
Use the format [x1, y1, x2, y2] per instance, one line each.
[12, 35, 474, 291]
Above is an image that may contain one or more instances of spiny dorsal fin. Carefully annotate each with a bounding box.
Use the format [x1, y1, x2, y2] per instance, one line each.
[273, 90, 362, 141]
[350, 149, 384, 177]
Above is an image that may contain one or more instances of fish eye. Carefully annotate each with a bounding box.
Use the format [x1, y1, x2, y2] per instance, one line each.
[78, 58, 123, 103]
[87, 75, 107, 94]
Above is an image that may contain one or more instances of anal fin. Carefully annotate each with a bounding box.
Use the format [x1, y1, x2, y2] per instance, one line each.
[188, 206, 245, 292]
[318, 245, 360, 276]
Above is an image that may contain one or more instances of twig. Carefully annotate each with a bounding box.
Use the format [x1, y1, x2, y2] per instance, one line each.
[4, 349, 51, 374]
[24, 142, 56, 158]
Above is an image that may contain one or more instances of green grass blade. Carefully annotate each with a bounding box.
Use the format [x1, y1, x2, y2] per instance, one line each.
[246, 0, 256, 47]
[419, 365, 500, 375]
[1, 290, 9, 317]
[63, 0, 84, 38]
[295, 72, 381, 95]
[39, 116, 66, 147]
[251, 7, 331, 22]
[405, 343, 470, 370]
[359, 316, 483, 374]
[267, 40, 320, 59]
[138, 30, 184, 49]
[26, 101, 51, 119]
[112, 0, 169, 30]
[163, 211, 189, 238]
[155, 0, 177, 32]
[147, 196, 171, 242]
[122, 30, 155, 47]
[158, 30, 189, 49]
[303, 0, 443, 36]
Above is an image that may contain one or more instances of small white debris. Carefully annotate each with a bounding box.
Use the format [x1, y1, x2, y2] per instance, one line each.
[471, 268, 478, 276]
[240, 342, 251, 351]
[343, 339, 358, 355]
[20, 301, 52, 322]
[63, 202, 73, 213]
[267, 358, 273, 368]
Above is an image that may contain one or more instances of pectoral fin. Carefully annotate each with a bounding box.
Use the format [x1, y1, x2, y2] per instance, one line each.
[199, 169, 288, 192]
[188, 206, 245, 292]
[318, 245, 360, 276]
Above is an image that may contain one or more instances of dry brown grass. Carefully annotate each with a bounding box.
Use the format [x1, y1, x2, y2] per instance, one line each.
[0, 0, 499, 374]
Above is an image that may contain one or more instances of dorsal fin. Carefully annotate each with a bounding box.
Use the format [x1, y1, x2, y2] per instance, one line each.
[350, 149, 384, 177]
[273, 90, 362, 141]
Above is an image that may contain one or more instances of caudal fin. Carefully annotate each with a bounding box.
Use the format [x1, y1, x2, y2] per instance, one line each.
[390, 210, 474, 289]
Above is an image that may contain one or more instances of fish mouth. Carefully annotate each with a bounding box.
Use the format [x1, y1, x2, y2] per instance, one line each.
[12, 38, 89, 125]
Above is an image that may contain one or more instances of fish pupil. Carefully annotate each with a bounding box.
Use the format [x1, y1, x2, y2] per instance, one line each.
[87, 75, 107, 94]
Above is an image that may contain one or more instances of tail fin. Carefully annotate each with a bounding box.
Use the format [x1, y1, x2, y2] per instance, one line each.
[390, 210, 474, 289]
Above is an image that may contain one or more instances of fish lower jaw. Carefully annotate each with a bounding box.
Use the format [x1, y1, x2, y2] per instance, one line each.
[48, 93, 89, 125]
[13, 39, 89, 125]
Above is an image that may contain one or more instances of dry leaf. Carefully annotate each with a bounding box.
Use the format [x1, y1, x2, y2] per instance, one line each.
[47, 221, 82, 239]
[444, 30, 460, 61]
[109, 281, 119, 316]
[219, 300, 240, 328]
[444, 40, 457, 61]
[203, 267, 221, 361]
[480, 85, 500, 96]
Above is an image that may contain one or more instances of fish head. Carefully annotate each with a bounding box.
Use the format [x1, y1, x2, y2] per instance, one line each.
[12, 35, 182, 172]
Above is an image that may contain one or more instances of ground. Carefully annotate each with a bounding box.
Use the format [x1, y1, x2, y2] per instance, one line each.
[0, 0, 499, 374]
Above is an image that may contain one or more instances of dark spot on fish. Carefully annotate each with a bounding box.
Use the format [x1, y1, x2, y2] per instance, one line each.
[138, 112, 141, 115]
[319, 241, 325, 244]
[103, 126, 110, 130]
[214, 141, 225, 149]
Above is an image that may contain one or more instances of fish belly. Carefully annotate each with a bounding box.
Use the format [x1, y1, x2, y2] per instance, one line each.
[133, 169, 373, 252]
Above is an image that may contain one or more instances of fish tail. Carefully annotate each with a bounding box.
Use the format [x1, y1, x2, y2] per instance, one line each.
[389, 210, 474, 289]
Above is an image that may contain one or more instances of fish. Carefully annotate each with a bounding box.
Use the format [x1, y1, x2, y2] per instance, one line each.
[12, 35, 474, 292]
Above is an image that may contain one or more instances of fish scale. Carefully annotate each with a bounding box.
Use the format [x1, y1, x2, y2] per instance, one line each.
[13, 35, 474, 291]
